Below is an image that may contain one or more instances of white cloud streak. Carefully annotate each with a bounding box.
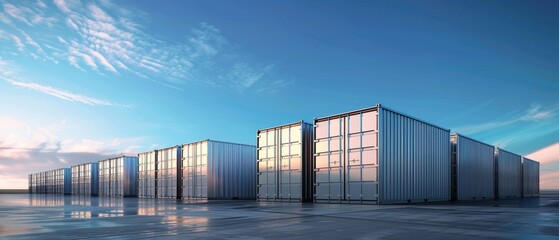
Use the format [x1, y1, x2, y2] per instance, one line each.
[4, 78, 131, 108]
[454, 104, 556, 135]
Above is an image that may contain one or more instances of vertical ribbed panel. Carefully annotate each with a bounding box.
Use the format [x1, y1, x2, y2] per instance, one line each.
[138, 151, 157, 198]
[64, 168, 71, 195]
[156, 146, 181, 199]
[378, 107, 450, 204]
[496, 149, 522, 198]
[257, 122, 313, 202]
[70, 162, 98, 196]
[452, 134, 495, 200]
[182, 140, 256, 200]
[28, 174, 32, 193]
[99, 156, 139, 197]
[522, 158, 540, 197]
[182, 141, 209, 199]
[123, 156, 139, 197]
[71, 166, 79, 195]
[90, 163, 99, 196]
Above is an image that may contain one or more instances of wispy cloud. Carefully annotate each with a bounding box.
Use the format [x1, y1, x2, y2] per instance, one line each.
[0, 1, 288, 92]
[454, 103, 557, 135]
[4, 78, 131, 108]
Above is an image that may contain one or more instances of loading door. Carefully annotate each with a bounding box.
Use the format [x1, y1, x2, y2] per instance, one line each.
[314, 109, 378, 203]
[279, 125, 302, 201]
[257, 129, 277, 200]
[182, 142, 208, 199]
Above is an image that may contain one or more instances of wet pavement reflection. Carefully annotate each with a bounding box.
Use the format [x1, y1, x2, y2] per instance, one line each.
[0, 192, 558, 239]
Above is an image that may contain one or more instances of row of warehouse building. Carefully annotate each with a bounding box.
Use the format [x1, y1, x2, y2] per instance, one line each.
[29, 104, 540, 204]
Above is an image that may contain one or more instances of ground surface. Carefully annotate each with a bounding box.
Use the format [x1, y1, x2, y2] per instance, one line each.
[0, 192, 558, 239]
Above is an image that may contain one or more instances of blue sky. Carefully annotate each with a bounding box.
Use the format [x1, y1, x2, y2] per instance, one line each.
[1, 0, 558, 189]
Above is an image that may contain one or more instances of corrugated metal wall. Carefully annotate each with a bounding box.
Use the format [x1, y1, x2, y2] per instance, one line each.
[64, 168, 71, 195]
[123, 156, 139, 197]
[313, 105, 450, 204]
[257, 122, 313, 202]
[138, 151, 157, 198]
[522, 158, 540, 197]
[496, 149, 522, 198]
[378, 106, 451, 204]
[99, 159, 110, 196]
[99, 156, 139, 197]
[208, 141, 256, 199]
[29, 168, 71, 195]
[156, 146, 181, 199]
[451, 134, 495, 200]
[71, 163, 99, 196]
[182, 140, 256, 200]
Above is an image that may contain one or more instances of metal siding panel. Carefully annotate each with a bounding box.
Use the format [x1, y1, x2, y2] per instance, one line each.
[124, 156, 139, 197]
[452, 134, 495, 200]
[138, 151, 157, 198]
[257, 121, 313, 202]
[379, 107, 450, 204]
[91, 162, 98, 196]
[64, 168, 71, 195]
[496, 149, 522, 198]
[182, 140, 256, 200]
[70, 163, 98, 196]
[156, 146, 181, 199]
[522, 158, 540, 197]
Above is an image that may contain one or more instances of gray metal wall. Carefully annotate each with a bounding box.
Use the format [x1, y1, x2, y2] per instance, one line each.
[522, 158, 540, 197]
[71, 163, 99, 196]
[28, 174, 32, 193]
[451, 134, 495, 200]
[63, 168, 71, 195]
[138, 151, 157, 198]
[157, 146, 181, 199]
[123, 156, 139, 197]
[378, 106, 451, 204]
[496, 149, 522, 198]
[257, 121, 314, 202]
[182, 140, 256, 200]
[314, 105, 450, 204]
[29, 169, 71, 195]
[99, 156, 139, 197]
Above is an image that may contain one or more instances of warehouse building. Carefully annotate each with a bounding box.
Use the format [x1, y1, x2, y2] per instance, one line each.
[257, 121, 314, 202]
